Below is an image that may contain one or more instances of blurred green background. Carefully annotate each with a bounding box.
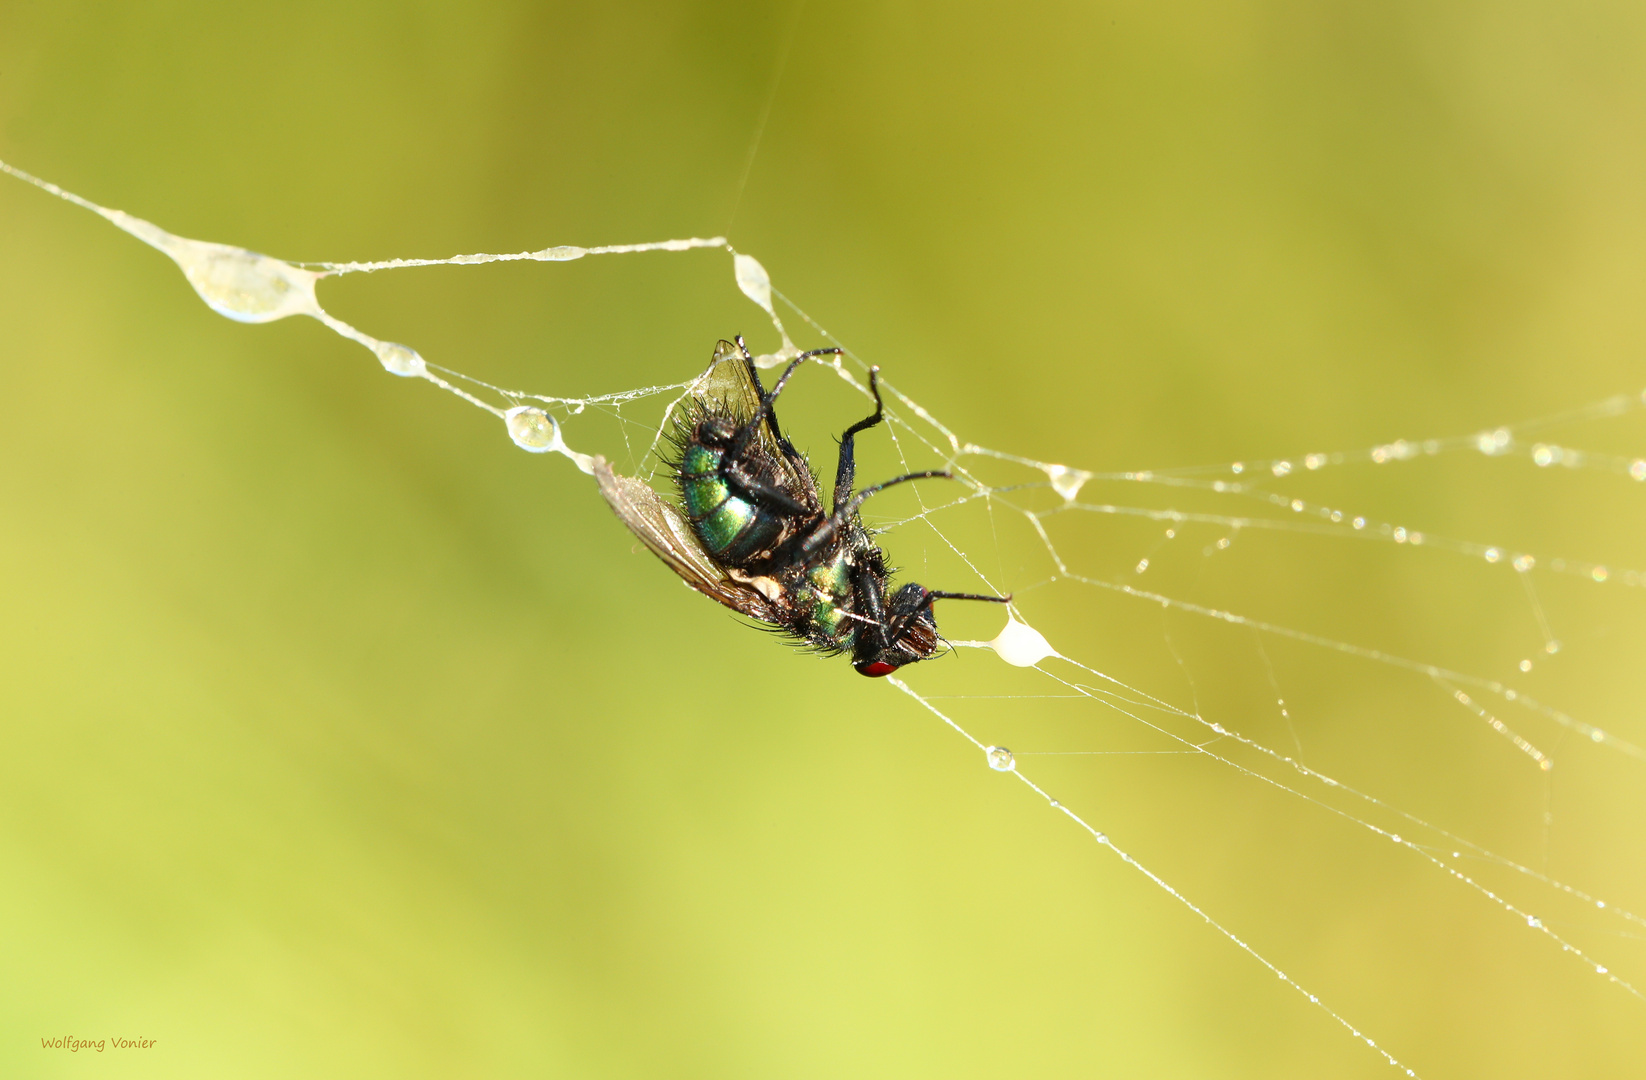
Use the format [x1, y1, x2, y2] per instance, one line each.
[3, 1, 1645, 1077]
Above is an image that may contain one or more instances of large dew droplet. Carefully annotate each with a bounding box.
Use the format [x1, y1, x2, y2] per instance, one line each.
[989, 618, 1057, 667]
[505, 406, 559, 452]
[104, 209, 322, 323]
[734, 253, 775, 315]
[986, 746, 1016, 772]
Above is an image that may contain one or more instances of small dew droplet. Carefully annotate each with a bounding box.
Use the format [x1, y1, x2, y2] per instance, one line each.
[1352, 517, 1366, 530]
[1231, 462, 1244, 474]
[375, 341, 426, 377]
[1272, 460, 1292, 476]
[1544, 639, 1560, 655]
[1513, 554, 1536, 573]
[1047, 464, 1090, 501]
[986, 746, 1016, 772]
[1597, 966, 1609, 975]
[1290, 499, 1304, 512]
[1519, 659, 1532, 672]
[1134, 558, 1150, 574]
[1391, 834, 1402, 844]
[1527, 915, 1542, 928]
[1475, 427, 1512, 455]
[505, 406, 559, 452]
[1592, 566, 1609, 583]
[1631, 459, 1646, 481]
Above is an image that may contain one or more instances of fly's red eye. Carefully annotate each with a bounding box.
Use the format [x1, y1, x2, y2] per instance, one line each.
[856, 661, 899, 678]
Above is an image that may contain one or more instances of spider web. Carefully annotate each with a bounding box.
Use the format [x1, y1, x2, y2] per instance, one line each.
[6, 157, 1645, 1077]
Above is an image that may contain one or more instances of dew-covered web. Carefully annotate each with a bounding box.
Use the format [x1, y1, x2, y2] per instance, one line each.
[7, 157, 1645, 1076]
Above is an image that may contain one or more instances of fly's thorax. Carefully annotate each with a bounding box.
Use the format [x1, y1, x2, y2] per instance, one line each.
[794, 549, 855, 642]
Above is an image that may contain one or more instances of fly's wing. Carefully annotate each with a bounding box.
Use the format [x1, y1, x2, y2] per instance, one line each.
[593, 456, 780, 624]
[691, 340, 818, 503]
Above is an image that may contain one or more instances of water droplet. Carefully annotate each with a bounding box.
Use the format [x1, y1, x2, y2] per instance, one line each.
[1408, 532, 1423, 545]
[989, 618, 1057, 667]
[1231, 462, 1244, 474]
[733, 253, 775, 314]
[1272, 460, 1292, 476]
[1392, 527, 1407, 543]
[986, 746, 1016, 772]
[1047, 464, 1090, 501]
[1597, 900, 1606, 908]
[104, 209, 324, 324]
[1519, 659, 1532, 672]
[1305, 453, 1326, 469]
[375, 341, 426, 377]
[1544, 639, 1560, 654]
[1631, 459, 1646, 481]
[1093, 832, 1107, 843]
[1589, 728, 1605, 743]
[1532, 443, 1555, 467]
[1391, 834, 1402, 844]
[1329, 510, 1343, 523]
[1476, 428, 1512, 455]
[1050, 800, 1062, 809]
[1597, 965, 1609, 974]
[1513, 554, 1535, 573]
[1215, 537, 1231, 549]
[1164, 528, 1176, 539]
[1484, 547, 1501, 563]
[505, 406, 559, 452]
[1527, 915, 1542, 928]
[1591, 566, 1609, 583]
[1371, 446, 1389, 464]
[1352, 517, 1366, 530]
[1290, 499, 1304, 512]
[1134, 558, 1150, 574]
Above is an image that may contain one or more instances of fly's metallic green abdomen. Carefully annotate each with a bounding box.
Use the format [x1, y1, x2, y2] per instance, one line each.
[679, 437, 785, 565]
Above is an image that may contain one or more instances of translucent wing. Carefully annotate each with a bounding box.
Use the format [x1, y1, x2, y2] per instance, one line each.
[691, 339, 818, 504]
[593, 455, 781, 623]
